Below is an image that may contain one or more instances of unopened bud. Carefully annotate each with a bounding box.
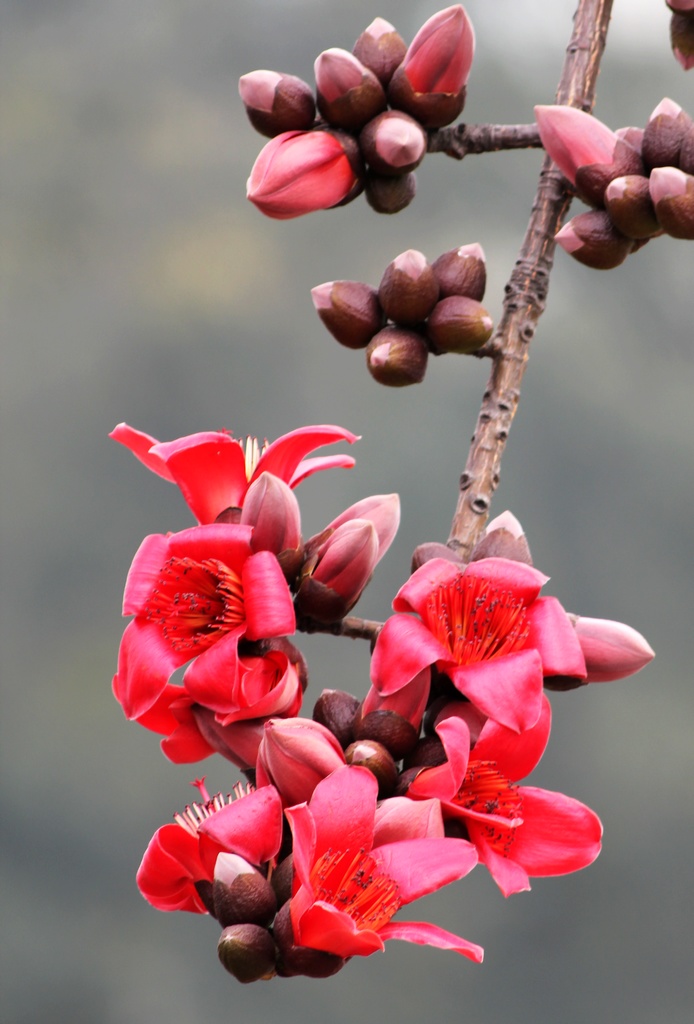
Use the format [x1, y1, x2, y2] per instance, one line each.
[616, 126, 645, 154]
[574, 137, 644, 208]
[670, 12, 694, 71]
[650, 166, 694, 238]
[274, 901, 346, 978]
[411, 541, 464, 572]
[366, 326, 428, 385]
[642, 98, 694, 169]
[353, 18, 407, 86]
[359, 111, 427, 175]
[270, 854, 293, 908]
[217, 923, 277, 983]
[345, 739, 397, 796]
[667, 0, 694, 11]
[311, 280, 384, 349]
[364, 170, 417, 213]
[573, 615, 655, 682]
[313, 689, 361, 748]
[469, 509, 533, 564]
[402, 735, 447, 770]
[555, 210, 636, 269]
[296, 520, 379, 622]
[354, 708, 419, 759]
[256, 718, 346, 806]
[241, 473, 303, 576]
[426, 295, 494, 353]
[314, 48, 387, 132]
[378, 249, 439, 323]
[213, 854, 277, 928]
[239, 70, 316, 138]
[432, 243, 487, 301]
[604, 175, 662, 239]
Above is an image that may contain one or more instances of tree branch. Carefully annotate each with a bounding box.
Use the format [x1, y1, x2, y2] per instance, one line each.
[447, 0, 615, 560]
[427, 122, 542, 159]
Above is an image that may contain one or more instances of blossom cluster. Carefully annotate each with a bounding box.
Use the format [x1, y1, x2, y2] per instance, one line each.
[112, 423, 654, 982]
[536, 98, 694, 269]
[242, 6, 475, 218]
[667, 0, 694, 71]
[312, 244, 493, 387]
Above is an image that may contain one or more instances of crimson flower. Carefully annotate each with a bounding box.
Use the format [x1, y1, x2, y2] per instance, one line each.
[371, 556, 586, 733]
[406, 696, 603, 896]
[113, 523, 296, 720]
[137, 780, 283, 913]
[285, 764, 483, 962]
[110, 422, 359, 524]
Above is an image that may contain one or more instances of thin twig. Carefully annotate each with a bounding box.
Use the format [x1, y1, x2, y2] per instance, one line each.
[428, 122, 542, 159]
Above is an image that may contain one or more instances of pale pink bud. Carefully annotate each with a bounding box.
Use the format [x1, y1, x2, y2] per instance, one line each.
[555, 210, 636, 269]
[432, 243, 486, 301]
[311, 280, 384, 349]
[388, 5, 475, 128]
[256, 718, 345, 805]
[323, 493, 400, 560]
[295, 521, 379, 621]
[352, 18, 407, 86]
[247, 129, 363, 220]
[378, 249, 439, 323]
[241, 473, 302, 570]
[572, 616, 655, 682]
[649, 166, 694, 238]
[604, 175, 661, 239]
[314, 48, 386, 131]
[366, 325, 429, 386]
[364, 170, 417, 213]
[426, 295, 494, 353]
[238, 70, 316, 137]
[642, 98, 694, 169]
[359, 111, 427, 176]
[616, 126, 644, 154]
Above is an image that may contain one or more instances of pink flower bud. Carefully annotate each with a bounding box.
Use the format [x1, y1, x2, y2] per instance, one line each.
[572, 616, 655, 682]
[616, 126, 645, 154]
[352, 18, 408, 86]
[671, 12, 694, 71]
[247, 129, 364, 220]
[323, 493, 401, 560]
[426, 295, 494, 353]
[432, 243, 486, 301]
[649, 166, 694, 238]
[378, 249, 440, 323]
[555, 210, 636, 269]
[604, 175, 662, 239]
[388, 6, 475, 128]
[256, 718, 346, 806]
[364, 170, 417, 213]
[366, 325, 429, 386]
[314, 48, 387, 131]
[642, 98, 694, 169]
[359, 111, 427, 175]
[240, 473, 302, 570]
[295, 520, 380, 622]
[311, 280, 384, 349]
[469, 509, 533, 564]
[238, 70, 316, 137]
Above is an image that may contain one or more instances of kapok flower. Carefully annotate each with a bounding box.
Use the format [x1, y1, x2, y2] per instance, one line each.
[406, 697, 603, 896]
[113, 523, 296, 720]
[371, 555, 587, 733]
[256, 717, 346, 806]
[285, 764, 483, 961]
[137, 780, 283, 913]
[247, 129, 364, 219]
[110, 422, 358, 524]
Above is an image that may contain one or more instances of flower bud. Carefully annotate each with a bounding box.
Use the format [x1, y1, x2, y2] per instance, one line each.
[323, 493, 400, 561]
[671, 12, 694, 71]
[312, 689, 361, 748]
[378, 249, 439, 323]
[680, 125, 694, 174]
[354, 708, 419, 759]
[311, 280, 384, 349]
[642, 98, 694, 169]
[366, 326, 428, 385]
[241, 473, 303, 576]
[274, 901, 346, 978]
[247, 129, 364, 220]
[388, 5, 475, 129]
[213, 854, 277, 927]
[411, 541, 464, 572]
[616, 126, 645, 154]
[650, 166, 694, 238]
[555, 210, 636, 269]
[296, 520, 379, 622]
[362, 667, 430, 733]
[359, 111, 427, 175]
[314, 48, 387, 132]
[256, 718, 346, 806]
[604, 175, 662, 239]
[469, 509, 533, 564]
[217, 923, 277, 983]
[238, 70, 316, 138]
[365, 170, 417, 213]
[345, 739, 398, 797]
[426, 295, 494, 353]
[667, 0, 694, 10]
[353, 18, 407, 86]
[572, 615, 655, 682]
[402, 735, 447, 769]
[270, 854, 293, 908]
[432, 243, 486, 301]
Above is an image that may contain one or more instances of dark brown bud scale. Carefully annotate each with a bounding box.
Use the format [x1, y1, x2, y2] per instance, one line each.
[313, 689, 361, 748]
[378, 250, 439, 324]
[432, 246, 487, 302]
[313, 280, 385, 349]
[354, 709, 419, 759]
[273, 901, 346, 978]
[387, 63, 467, 129]
[604, 175, 662, 239]
[573, 139, 644, 208]
[217, 923, 278, 983]
[426, 295, 494, 354]
[352, 19, 408, 86]
[366, 326, 428, 386]
[345, 738, 398, 796]
[365, 171, 417, 213]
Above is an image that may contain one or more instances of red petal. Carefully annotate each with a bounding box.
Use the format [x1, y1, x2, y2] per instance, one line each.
[526, 596, 586, 678]
[182, 629, 244, 713]
[463, 557, 548, 602]
[167, 523, 253, 567]
[295, 901, 384, 957]
[371, 614, 446, 695]
[379, 920, 484, 962]
[471, 693, 552, 780]
[110, 423, 174, 482]
[254, 425, 359, 487]
[151, 433, 249, 523]
[372, 836, 478, 903]
[505, 786, 603, 878]
[288, 454, 356, 487]
[449, 648, 544, 732]
[122, 533, 171, 615]
[198, 786, 283, 865]
[373, 796, 444, 845]
[114, 620, 189, 719]
[242, 551, 296, 639]
[308, 765, 377, 862]
[136, 824, 210, 912]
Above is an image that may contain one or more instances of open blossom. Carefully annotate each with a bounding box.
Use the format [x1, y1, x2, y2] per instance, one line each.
[371, 555, 586, 733]
[406, 697, 603, 896]
[113, 523, 296, 720]
[285, 765, 483, 961]
[110, 422, 358, 524]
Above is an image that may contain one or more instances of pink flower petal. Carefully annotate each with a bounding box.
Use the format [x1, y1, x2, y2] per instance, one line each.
[110, 423, 175, 482]
[198, 786, 283, 865]
[307, 765, 377, 861]
[472, 693, 552, 780]
[371, 614, 447, 695]
[114, 619, 190, 719]
[379, 920, 484, 962]
[182, 629, 245, 713]
[255, 425, 359, 485]
[505, 786, 603, 878]
[371, 836, 478, 903]
[242, 550, 296, 639]
[526, 596, 587, 678]
[151, 433, 249, 523]
[295, 901, 385, 956]
[373, 797, 444, 844]
[449, 648, 544, 732]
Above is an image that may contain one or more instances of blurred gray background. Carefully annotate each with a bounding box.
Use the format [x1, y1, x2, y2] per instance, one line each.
[2, 1, 693, 1022]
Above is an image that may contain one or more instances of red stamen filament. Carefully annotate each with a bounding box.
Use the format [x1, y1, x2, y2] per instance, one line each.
[309, 848, 401, 932]
[145, 556, 245, 652]
[455, 759, 523, 856]
[423, 575, 529, 665]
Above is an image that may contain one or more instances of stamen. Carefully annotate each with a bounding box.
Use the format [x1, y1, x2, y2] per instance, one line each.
[309, 848, 401, 931]
[454, 759, 523, 856]
[174, 781, 254, 837]
[242, 435, 270, 481]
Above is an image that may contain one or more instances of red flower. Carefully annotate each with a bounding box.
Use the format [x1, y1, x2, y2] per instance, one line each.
[110, 422, 359, 524]
[137, 780, 283, 913]
[113, 523, 296, 720]
[371, 556, 586, 732]
[406, 696, 603, 896]
[285, 764, 483, 961]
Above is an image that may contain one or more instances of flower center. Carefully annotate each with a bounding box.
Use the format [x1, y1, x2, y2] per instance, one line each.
[309, 848, 402, 932]
[174, 778, 253, 837]
[454, 759, 523, 856]
[422, 574, 529, 666]
[145, 556, 245, 653]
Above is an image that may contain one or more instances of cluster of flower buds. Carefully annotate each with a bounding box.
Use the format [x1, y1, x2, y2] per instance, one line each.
[535, 99, 694, 269]
[311, 244, 493, 386]
[242, 6, 475, 218]
[667, 1, 694, 71]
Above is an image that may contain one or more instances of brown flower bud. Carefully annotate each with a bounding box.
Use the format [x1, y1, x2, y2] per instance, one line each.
[411, 541, 464, 573]
[604, 175, 662, 239]
[313, 689, 361, 748]
[574, 138, 644, 208]
[402, 735, 447, 770]
[314, 48, 387, 132]
[352, 18, 407, 86]
[366, 326, 428, 386]
[359, 111, 427, 176]
[364, 170, 417, 213]
[217, 923, 277, 983]
[239, 71, 316, 138]
[426, 295, 494, 354]
[642, 98, 694, 169]
[650, 166, 694, 239]
[270, 854, 293, 909]
[670, 13, 694, 72]
[378, 249, 439, 323]
[555, 209, 636, 269]
[311, 280, 384, 349]
[354, 708, 419, 759]
[432, 243, 487, 301]
[469, 510, 533, 565]
[213, 856, 278, 928]
[345, 739, 398, 796]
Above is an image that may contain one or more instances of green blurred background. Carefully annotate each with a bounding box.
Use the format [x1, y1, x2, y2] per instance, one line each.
[2, 2, 693, 1021]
